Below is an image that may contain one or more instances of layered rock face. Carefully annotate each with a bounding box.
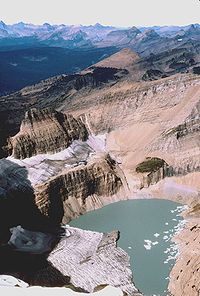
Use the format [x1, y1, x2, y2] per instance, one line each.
[35, 154, 123, 224]
[0, 152, 139, 295]
[0, 227, 142, 296]
[49, 227, 142, 295]
[169, 217, 200, 296]
[9, 108, 88, 159]
[147, 99, 200, 174]
[0, 65, 127, 158]
[135, 157, 173, 188]
[1, 49, 200, 296]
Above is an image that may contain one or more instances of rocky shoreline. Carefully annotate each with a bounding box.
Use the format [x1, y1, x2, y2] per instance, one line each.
[0, 225, 142, 296]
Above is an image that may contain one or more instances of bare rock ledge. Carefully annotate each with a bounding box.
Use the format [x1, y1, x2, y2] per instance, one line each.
[49, 226, 142, 296]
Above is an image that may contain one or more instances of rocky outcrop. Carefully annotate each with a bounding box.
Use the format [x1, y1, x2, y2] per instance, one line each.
[35, 154, 123, 224]
[169, 217, 200, 296]
[149, 99, 200, 175]
[0, 226, 142, 295]
[142, 69, 167, 81]
[9, 108, 88, 159]
[0, 155, 139, 295]
[93, 48, 140, 71]
[0, 226, 142, 296]
[48, 227, 142, 296]
[135, 157, 173, 188]
[0, 65, 127, 158]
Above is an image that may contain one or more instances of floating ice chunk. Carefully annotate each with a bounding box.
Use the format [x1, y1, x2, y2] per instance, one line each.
[128, 246, 132, 250]
[152, 241, 158, 246]
[154, 233, 160, 238]
[144, 244, 151, 250]
[165, 222, 169, 225]
[144, 239, 158, 250]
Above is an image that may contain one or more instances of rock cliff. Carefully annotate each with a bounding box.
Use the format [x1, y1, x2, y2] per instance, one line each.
[0, 65, 127, 158]
[0, 226, 142, 295]
[0, 155, 140, 295]
[169, 216, 200, 296]
[48, 227, 142, 295]
[35, 154, 123, 224]
[9, 108, 88, 159]
[1, 49, 200, 296]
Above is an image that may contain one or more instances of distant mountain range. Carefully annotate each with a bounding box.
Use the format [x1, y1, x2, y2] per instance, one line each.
[0, 21, 199, 95]
[0, 21, 200, 50]
[0, 21, 115, 48]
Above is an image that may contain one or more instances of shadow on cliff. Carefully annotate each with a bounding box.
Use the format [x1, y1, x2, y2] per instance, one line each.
[0, 159, 69, 287]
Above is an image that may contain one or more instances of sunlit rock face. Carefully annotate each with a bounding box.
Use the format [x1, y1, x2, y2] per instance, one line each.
[0, 109, 135, 294]
[48, 226, 142, 296]
[9, 108, 88, 159]
[0, 225, 142, 295]
[168, 215, 200, 296]
[35, 154, 123, 224]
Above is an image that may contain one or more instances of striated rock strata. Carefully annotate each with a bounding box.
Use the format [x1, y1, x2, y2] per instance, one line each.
[48, 227, 142, 296]
[0, 226, 142, 295]
[169, 216, 200, 296]
[9, 108, 88, 159]
[35, 154, 123, 224]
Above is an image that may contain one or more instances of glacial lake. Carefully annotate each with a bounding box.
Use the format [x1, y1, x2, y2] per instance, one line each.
[70, 199, 186, 296]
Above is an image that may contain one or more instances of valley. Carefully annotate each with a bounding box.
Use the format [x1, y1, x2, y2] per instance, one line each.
[0, 20, 200, 296]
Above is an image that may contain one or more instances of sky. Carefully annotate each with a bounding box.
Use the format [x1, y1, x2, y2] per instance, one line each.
[0, 0, 199, 27]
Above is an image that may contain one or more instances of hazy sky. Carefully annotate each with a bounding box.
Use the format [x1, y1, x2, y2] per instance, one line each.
[0, 0, 199, 27]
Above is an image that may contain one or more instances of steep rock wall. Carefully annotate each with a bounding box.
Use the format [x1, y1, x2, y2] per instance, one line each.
[9, 108, 88, 159]
[169, 218, 200, 296]
[35, 154, 123, 224]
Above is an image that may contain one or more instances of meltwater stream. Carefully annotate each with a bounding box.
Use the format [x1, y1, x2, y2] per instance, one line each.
[70, 199, 186, 296]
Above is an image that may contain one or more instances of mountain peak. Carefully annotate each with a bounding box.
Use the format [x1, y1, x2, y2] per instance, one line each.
[43, 22, 51, 27]
[130, 26, 141, 32]
[0, 20, 7, 29]
[94, 23, 103, 28]
[93, 48, 140, 70]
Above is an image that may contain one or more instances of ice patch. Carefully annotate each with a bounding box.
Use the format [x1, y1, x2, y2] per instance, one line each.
[144, 239, 159, 250]
[7, 134, 107, 186]
[0, 275, 29, 287]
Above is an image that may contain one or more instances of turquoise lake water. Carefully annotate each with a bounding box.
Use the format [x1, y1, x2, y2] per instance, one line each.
[70, 199, 185, 296]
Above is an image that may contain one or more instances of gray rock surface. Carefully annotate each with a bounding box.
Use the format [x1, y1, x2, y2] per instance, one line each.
[49, 226, 142, 296]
